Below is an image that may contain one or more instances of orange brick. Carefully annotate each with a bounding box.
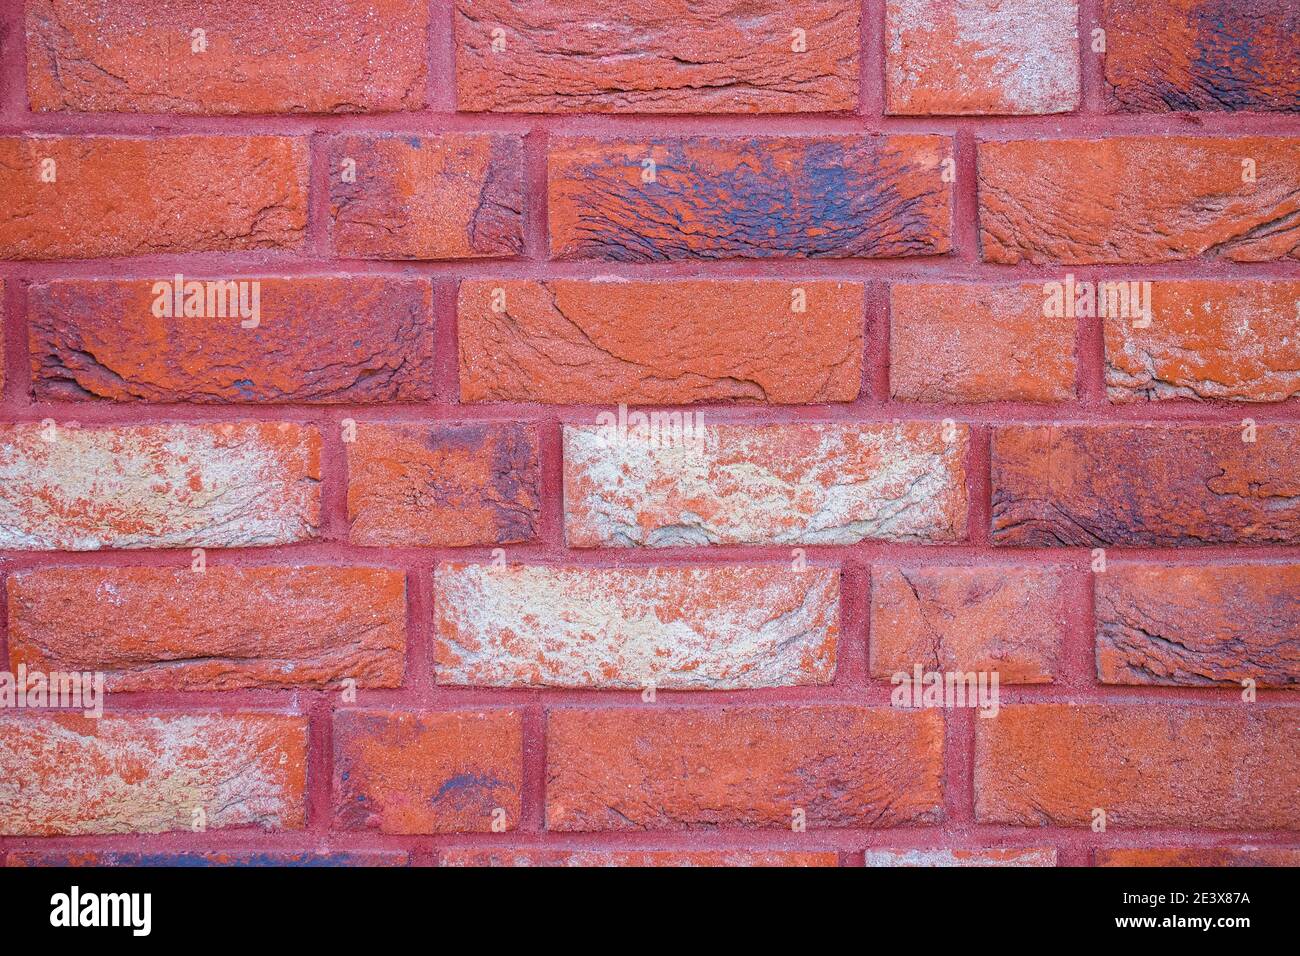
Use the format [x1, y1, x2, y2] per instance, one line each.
[1096, 847, 1300, 867]
[441, 849, 838, 866]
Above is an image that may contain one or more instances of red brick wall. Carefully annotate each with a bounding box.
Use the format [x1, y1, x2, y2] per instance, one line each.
[0, 0, 1297, 867]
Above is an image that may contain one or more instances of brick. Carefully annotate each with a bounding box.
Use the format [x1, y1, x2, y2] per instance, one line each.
[991, 424, 1300, 546]
[886, 0, 1079, 115]
[978, 136, 1300, 264]
[329, 134, 523, 259]
[546, 706, 944, 830]
[564, 422, 968, 547]
[865, 848, 1056, 866]
[890, 283, 1076, 403]
[869, 564, 1064, 682]
[1095, 562, 1299, 688]
[976, 704, 1300, 828]
[29, 276, 436, 404]
[433, 563, 839, 689]
[0, 136, 306, 260]
[1096, 848, 1300, 867]
[334, 710, 523, 833]
[6, 850, 408, 867]
[7, 565, 406, 692]
[1104, 279, 1300, 403]
[1103, 0, 1300, 112]
[457, 279, 863, 405]
[455, 0, 858, 113]
[26, 0, 428, 114]
[347, 422, 539, 547]
[0, 422, 321, 551]
[548, 135, 952, 261]
[0, 714, 307, 835]
[441, 849, 837, 867]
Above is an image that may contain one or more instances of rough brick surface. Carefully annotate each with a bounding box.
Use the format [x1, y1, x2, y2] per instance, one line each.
[886, 0, 1079, 115]
[347, 422, 539, 547]
[330, 134, 524, 259]
[0, 136, 307, 260]
[441, 849, 837, 866]
[865, 848, 1056, 867]
[26, 0, 429, 114]
[0, 715, 307, 835]
[549, 135, 952, 260]
[457, 279, 864, 404]
[433, 563, 839, 688]
[1104, 279, 1300, 403]
[7, 565, 405, 691]
[29, 277, 436, 404]
[547, 706, 944, 830]
[1095, 562, 1299, 688]
[1102, 0, 1300, 112]
[565, 422, 968, 547]
[0, 422, 321, 551]
[455, 0, 859, 113]
[976, 705, 1300, 828]
[334, 710, 523, 833]
[1096, 848, 1300, 867]
[869, 564, 1064, 682]
[6, 850, 408, 867]
[991, 424, 1300, 546]
[978, 136, 1300, 264]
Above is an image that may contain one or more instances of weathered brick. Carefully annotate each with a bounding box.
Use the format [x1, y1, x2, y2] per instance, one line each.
[991, 424, 1300, 546]
[549, 135, 952, 260]
[1096, 847, 1300, 867]
[978, 136, 1300, 264]
[334, 710, 523, 833]
[347, 422, 539, 547]
[886, 0, 1079, 114]
[29, 276, 436, 404]
[457, 279, 863, 405]
[433, 563, 838, 688]
[0, 136, 307, 260]
[6, 850, 408, 867]
[0, 422, 321, 551]
[890, 283, 1077, 403]
[865, 848, 1056, 866]
[7, 565, 406, 692]
[565, 422, 968, 547]
[869, 564, 1064, 682]
[0, 714, 307, 835]
[26, 0, 428, 114]
[1104, 279, 1300, 403]
[329, 134, 523, 259]
[1096, 562, 1299, 688]
[547, 706, 944, 830]
[976, 705, 1300, 828]
[441, 849, 837, 866]
[1103, 0, 1300, 112]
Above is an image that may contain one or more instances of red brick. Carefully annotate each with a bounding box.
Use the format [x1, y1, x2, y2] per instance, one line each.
[334, 710, 523, 834]
[890, 283, 1077, 403]
[26, 0, 428, 114]
[0, 136, 306, 260]
[329, 134, 523, 259]
[978, 136, 1300, 264]
[1096, 847, 1300, 867]
[565, 422, 968, 547]
[546, 706, 944, 830]
[441, 849, 837, 867]
[457, 279, 863, 405]
[976, 704, 1300, 828]
[0, 714, 307, 835]
[548, 135, 952, 260]
[1104, 279, 1300, 403]
[433, 562, 838, 689]
[455, 0, 858, 113]
[1103, 0, 1300, 112]
[29, 277, 435, 404]
[1096, 562, 1299, 688]
[865, 848, 1056, 866]
[869, 564, 1064, 683]
[7, 566, 406, 692]
[0, 422, 321, 551]
[6, 850, 408, 867]
[886, 0, 1079, 115]
[347, 422, 539, 547]
[991, 423, 1300, 546]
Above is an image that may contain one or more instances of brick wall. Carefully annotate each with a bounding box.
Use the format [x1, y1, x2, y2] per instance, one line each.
[0, 0, 1297, 867]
